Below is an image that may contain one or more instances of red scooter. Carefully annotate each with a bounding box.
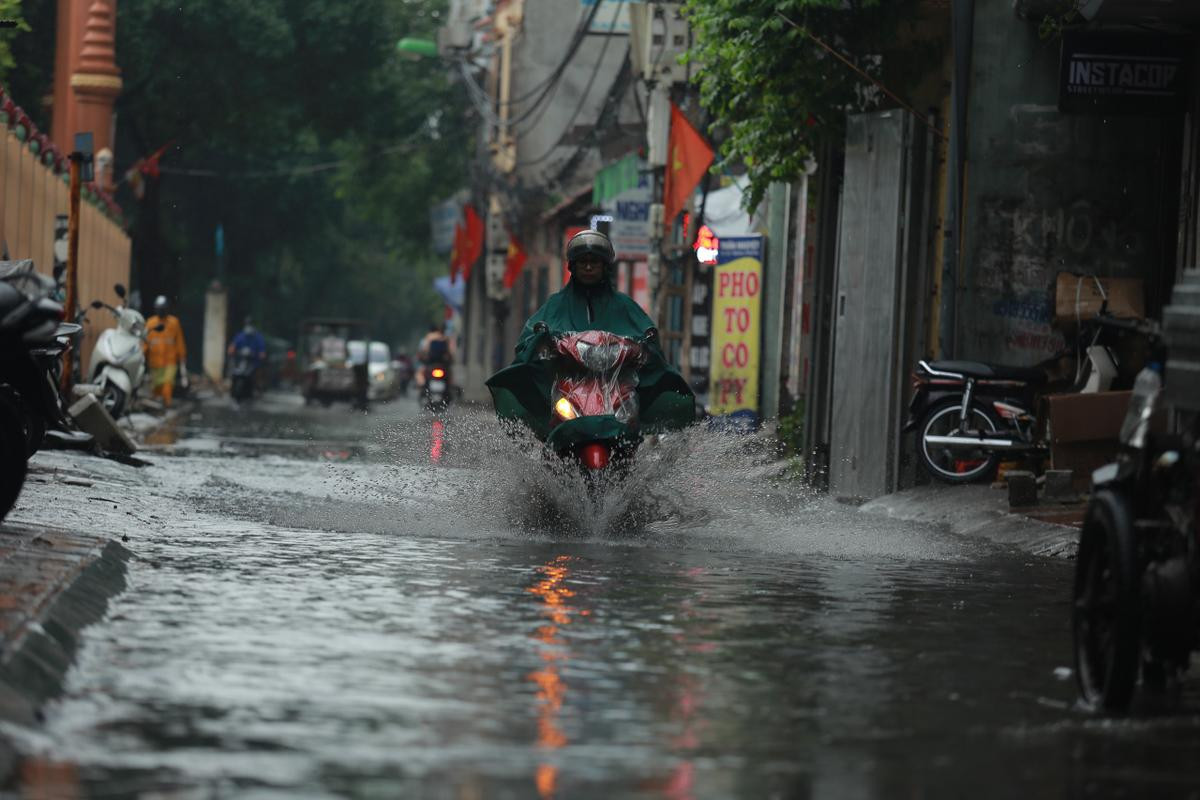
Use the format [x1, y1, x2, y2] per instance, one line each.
[539, 327, 650, 473]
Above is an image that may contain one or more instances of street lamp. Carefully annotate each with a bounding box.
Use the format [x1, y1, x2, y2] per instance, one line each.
[397, 38, 438, 60]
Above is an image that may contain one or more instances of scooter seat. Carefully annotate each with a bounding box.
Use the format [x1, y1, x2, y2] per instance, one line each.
[925, 360, 1046, 385]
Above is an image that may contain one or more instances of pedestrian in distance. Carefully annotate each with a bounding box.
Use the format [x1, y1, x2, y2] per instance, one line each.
[144, 295, 187, 409]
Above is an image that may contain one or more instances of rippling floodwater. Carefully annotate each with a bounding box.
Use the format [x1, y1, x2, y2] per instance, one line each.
[12, 394, 1200, 798]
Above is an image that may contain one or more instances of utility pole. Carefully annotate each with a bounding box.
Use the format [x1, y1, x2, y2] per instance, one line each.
[62, 132, 94, 394]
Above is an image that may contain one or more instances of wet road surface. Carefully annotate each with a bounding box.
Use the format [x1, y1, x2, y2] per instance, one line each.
[10, 391, 1200, 798]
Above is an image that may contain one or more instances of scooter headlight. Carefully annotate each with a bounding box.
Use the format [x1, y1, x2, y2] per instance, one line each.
[554, 396, 579, 421]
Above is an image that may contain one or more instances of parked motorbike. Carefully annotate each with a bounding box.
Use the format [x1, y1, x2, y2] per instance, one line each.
[905, 310, 1133, 484]
[230, 346, 257, 403]
[0, 261, 68, 520]
[421, 362, 453, 412]
[1072, 280, 1200, 712]
[84, 284, 158, 418]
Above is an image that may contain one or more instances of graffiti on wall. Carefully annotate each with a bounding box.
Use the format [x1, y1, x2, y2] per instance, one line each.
[969, 194, 1149, 362]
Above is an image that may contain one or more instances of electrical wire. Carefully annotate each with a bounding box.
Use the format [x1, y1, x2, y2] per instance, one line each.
[146, 133, 424, 181]
[513, 2, 627, 169]
[451, 0, 604, 129]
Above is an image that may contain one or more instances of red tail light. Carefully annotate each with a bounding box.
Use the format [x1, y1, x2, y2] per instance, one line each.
[579, 443, 610, 470]
[431, 368, 446, 379]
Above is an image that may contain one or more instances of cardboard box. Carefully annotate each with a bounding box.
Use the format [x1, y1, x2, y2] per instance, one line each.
[1044, 390, 1166, 490]
[1055, 272, 1144, 325]
[1045, 391, 1131, 490]
[1045, 390, 1131, 444]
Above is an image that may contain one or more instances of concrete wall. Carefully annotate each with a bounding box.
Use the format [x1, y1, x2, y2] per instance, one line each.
[958, 1, 1180, 364]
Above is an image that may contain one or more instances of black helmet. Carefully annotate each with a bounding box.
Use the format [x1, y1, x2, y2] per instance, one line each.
[565, 229, 615, 268]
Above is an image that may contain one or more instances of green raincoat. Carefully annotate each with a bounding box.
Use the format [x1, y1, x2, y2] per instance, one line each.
[486, 278, 695, 450]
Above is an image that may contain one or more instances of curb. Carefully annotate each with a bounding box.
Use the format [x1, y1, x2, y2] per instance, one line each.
[0, 534, 130, 779]
[858, 484, 1079, 558]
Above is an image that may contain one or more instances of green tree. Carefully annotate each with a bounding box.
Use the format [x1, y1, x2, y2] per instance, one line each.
[682, 0, 937, 211]
[0, 1, 29, 85]
[106, 0, 469, 351]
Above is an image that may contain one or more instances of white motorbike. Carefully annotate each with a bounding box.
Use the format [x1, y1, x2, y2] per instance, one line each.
[83, 284, 159, 418]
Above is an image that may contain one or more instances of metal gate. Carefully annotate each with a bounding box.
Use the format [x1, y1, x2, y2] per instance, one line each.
[828, 110, 931, 500]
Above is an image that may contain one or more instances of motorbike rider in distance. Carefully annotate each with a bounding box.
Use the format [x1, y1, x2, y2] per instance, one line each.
[416, 323, 453, 391]
[228, 317, 267, 393]
[486, 229, 694, 444]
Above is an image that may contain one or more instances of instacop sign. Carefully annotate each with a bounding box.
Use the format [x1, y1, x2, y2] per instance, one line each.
[708, 236, 763, 425]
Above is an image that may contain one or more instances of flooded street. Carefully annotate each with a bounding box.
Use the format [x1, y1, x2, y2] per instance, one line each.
[10, 393, 1200, 798]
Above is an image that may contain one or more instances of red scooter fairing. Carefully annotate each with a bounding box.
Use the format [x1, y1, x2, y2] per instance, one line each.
[545, 330, 646, 470]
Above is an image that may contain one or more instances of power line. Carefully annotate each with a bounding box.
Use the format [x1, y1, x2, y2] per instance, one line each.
[144, 134, 423, 182]
[514, 2, 627, 168]
[775, 10, 947, 142]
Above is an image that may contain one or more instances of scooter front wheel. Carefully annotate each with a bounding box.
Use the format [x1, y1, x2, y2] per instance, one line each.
[917, 399, 1001, 484]
[100, 383, 127, 419]
[0, 390, 28, 521]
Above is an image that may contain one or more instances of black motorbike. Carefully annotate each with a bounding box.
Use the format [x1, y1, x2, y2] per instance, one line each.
[421, 362, 452, 412]
[1072, 275, 1200, 712]
[0, 260, 71, 520]
[906, 310, 1136, 484]
[230, 346, 257, 403]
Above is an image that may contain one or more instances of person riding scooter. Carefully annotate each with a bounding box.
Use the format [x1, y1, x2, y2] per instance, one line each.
[486, 229, 694, 462]
[416, 323, 454, 409]
[227, 317, 267, 400]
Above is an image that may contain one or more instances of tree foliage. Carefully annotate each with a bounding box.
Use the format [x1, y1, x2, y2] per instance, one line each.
[682, 0, 934, 211]
[98, 0, 470, 352]
[0, 0, 465, 351]
[0, 1, 28, 84]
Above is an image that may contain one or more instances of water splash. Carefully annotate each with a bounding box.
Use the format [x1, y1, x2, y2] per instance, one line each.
[367, 408, 816, 540]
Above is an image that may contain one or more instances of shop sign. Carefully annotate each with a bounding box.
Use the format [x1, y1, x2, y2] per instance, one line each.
[1060, 30, 1192, 115]
[601, 170, 651, 260]
[708, 236, 763, 428]
[430, 199, 462, 255]
[581, 0, 631, 34]
[693, 225, 719, 265]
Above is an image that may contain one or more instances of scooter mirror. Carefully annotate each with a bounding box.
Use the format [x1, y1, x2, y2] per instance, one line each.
[90, 300, 104, 309]
[114, 283, 126, 299]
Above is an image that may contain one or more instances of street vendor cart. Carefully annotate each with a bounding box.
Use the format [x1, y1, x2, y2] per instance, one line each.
[299, 317, 370, 408]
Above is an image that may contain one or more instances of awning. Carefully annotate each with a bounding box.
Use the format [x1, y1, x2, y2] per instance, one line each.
[538, 184, 595, 223]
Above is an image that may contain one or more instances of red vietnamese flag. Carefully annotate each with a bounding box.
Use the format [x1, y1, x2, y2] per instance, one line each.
[461, 204, 485, 282]
[662, 103, 714, 233]
[448, 221, 467, 279]
[502, 234, 527, 290]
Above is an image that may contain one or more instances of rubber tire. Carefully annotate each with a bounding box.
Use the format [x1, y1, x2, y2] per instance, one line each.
[916, 399, 1002, 484]
[0, 402, 27, 522]
[1073, 490, 1141, 713]
[100, 382, 127, 419]
[22, 409, 44, 458]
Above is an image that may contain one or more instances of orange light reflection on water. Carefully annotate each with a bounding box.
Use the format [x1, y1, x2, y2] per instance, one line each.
[527, 555, 577, 798]
[430, 419, 445, 463]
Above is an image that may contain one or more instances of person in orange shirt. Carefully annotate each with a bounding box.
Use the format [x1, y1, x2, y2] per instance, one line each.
[144, 295, 187, 408]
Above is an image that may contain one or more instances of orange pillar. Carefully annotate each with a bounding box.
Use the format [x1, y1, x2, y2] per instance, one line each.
[51, 0, 121, 177]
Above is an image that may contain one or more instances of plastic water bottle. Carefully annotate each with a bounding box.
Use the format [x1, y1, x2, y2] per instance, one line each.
[1119, 362, 1163, 449]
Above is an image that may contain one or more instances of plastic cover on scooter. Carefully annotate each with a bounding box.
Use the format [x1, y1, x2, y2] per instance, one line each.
[489, 326, 694, 442]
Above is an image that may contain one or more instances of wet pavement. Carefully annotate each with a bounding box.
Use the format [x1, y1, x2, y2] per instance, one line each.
[7, 390, 1200, 798]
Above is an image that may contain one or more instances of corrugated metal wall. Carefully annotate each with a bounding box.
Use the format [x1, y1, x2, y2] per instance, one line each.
[0, 128, 131, 369]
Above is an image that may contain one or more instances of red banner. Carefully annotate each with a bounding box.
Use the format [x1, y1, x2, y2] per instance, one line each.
[502, 234, 527, 290]
[663, 103, 714, 233]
